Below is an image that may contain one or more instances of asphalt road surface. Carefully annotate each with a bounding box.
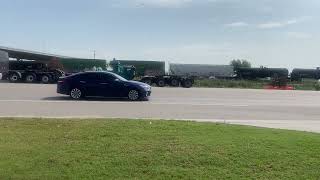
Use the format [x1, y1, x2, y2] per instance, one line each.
[1, 82, 320, 132]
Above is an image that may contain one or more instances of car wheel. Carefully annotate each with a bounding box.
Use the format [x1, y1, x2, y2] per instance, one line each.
[25, 74, 36, 83]
[9, 73, 20, 83]
[70, 88, 83, 100]
[128, 89, 140, 101]
[41, 75, 51, 84]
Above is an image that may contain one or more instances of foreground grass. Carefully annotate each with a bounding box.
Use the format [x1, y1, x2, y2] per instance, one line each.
[0, 119, 320, 179]
[195, 79, 320, 91]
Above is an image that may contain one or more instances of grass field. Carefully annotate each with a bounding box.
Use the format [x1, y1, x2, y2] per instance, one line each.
[0, 118, 320, 179]
[194, 79, 267, 89]
[194, 79, 320, 91]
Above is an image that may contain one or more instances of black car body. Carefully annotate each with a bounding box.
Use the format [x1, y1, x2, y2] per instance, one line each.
[57, 71, 151, 101]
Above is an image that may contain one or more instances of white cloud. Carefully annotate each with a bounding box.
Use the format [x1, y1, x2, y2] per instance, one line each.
[134, 0, 193, 8]
[258, 22, 286, 29]
[258, 17, 311, 29]
[223, 17, 311, 30]
[225, 22, 249, 28]
[287, 32, 312, 39]
[112, 0, 224, 8]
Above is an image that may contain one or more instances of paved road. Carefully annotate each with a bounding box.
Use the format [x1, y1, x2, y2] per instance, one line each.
[1, 83, 320, 132]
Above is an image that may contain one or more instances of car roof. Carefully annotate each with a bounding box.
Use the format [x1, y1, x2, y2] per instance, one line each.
[79, 71, 112, 75]
[84, 71, 116, 75]
[67, 71, 115, 78]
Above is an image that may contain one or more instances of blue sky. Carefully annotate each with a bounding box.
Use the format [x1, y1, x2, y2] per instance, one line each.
[0, 0, 319, 69]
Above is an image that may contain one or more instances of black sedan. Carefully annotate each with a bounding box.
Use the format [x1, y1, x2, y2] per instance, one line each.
[57, 71, 151, 101]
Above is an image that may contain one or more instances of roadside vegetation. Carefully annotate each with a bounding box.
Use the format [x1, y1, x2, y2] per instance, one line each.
[291, 79, 320, 91]
[0, 118, 320, 179]
[195, 78, 320, 91]
[194, 79, 268, 89]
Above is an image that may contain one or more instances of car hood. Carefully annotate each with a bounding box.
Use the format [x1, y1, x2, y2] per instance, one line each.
[127, 80, 149, 87]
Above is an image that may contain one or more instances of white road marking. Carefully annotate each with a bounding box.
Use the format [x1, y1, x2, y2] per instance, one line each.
[0, 99, 319, 108]
[150, 102, 249, 107]
[0, 99, 249, 107]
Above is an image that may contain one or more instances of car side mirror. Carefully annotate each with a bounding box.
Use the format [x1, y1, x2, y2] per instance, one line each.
[114, 78, 120, 82]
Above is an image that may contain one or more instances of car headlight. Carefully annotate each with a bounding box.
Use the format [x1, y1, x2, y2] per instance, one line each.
[140, 84, 151, 90]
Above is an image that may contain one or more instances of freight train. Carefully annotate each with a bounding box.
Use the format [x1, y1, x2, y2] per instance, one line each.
[0, 50, 9, 78]
[0, 57, 107, 83]
[132, 61, 320, 83]
[114, 60, 196, 88]
[0, 48, 137, 83]
[236, 67, 320, 81]
[235, 67, 289, 79]
[139, 63, 235, 88]
[5, 61, 64, 83]
[290, 68, 320, 81]
[115, 59, 320, 87]
[1, 59, 136, 83]
[2, 46, 320, 85]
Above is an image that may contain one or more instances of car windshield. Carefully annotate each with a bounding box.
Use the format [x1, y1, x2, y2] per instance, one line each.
[110, 73, 128, 81]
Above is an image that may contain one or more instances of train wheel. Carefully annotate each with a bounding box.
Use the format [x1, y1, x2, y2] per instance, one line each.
[170, 79, 180, 87]
[157, 79, 165, 87]
[25, 74, 36, 83]
[182, 79, 193, 88]
[9, 73, 20, 83]
[41, 75, 51, 84]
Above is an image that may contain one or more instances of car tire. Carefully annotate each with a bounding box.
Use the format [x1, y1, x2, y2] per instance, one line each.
[9, 73, 20, 83]
[41, 75, 51, 84]
[70, 88, 83, 100]
[128, 89, 140, 101]
[157, 79, 165, 87]
[25, 74, 36, 83]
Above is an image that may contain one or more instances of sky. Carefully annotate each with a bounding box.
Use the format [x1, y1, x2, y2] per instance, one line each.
[0, 0, 319, 69]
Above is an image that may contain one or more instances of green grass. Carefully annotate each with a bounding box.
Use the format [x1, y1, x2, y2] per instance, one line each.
[290, 79, 320, 91]
[0, 118, 320, 179]
[194, 79, 267, 89]
[195, 79, 320, 91]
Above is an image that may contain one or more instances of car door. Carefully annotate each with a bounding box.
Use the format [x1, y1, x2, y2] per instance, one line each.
[95, 73, 116, 97]
[98, 73, 125, 97]
[79, 73, 104, 96]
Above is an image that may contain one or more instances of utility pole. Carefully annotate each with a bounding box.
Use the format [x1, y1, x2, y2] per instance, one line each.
[93, 50, 96, 60]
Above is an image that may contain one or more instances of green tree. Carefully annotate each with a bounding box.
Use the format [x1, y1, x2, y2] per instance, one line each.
[230, 59, 252, 69]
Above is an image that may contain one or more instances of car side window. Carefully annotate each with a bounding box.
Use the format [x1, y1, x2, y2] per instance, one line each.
[100, 74, 116, 82]
[75, 73, 116, 82]
[76, 74, 98, 82]
[87, 74, 100, 82]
